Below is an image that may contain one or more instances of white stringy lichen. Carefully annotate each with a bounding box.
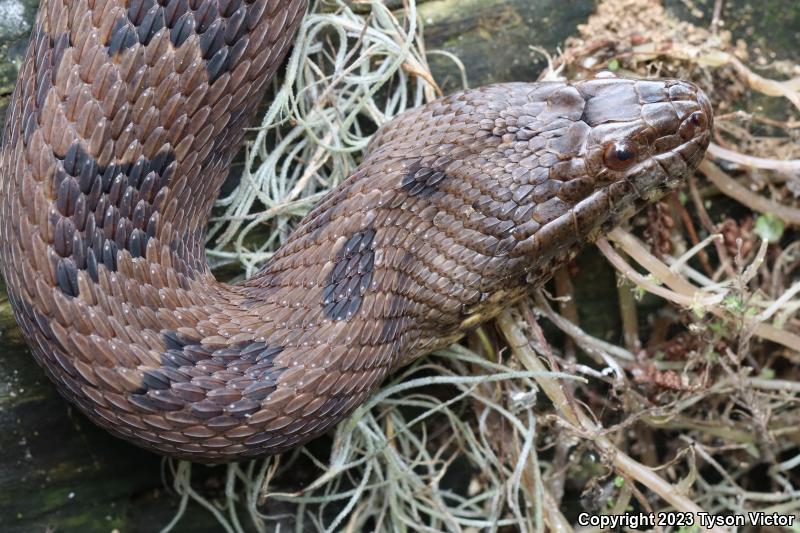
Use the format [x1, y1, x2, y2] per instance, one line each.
[0, 0, 28, 37]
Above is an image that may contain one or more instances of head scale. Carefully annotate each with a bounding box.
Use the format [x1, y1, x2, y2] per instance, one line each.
[571, 76, 712, 211]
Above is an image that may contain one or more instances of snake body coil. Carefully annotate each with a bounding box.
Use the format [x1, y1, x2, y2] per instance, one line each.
[0, 0, 711, 461]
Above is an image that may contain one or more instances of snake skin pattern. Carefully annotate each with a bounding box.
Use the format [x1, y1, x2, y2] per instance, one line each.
[0, 0, 712, 462]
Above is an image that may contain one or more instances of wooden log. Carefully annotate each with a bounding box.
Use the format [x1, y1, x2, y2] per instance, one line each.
[418, 0, 594, 90]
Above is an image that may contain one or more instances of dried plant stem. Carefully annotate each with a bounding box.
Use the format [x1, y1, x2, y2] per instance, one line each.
[497, 309, 728, 532]
[708, 142, 800, 173]
[600, 228, 800, 352]
[542, 486, 573, 533]
[553, 269, 579, 358]
[686, 175, 737, 279]
[616, 269, 641, 352]
[699, 159, 800, 226]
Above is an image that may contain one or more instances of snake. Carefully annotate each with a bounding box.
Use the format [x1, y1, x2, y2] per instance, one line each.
[0, 0, 712, 462]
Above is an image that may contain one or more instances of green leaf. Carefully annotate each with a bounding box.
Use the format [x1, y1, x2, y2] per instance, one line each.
[723, 294, 744, 312]
[754, 213, 784, 243]
[691, 302, 705, 318]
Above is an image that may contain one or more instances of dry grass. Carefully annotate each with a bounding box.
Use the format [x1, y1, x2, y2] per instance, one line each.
[163, 0, 800, 531]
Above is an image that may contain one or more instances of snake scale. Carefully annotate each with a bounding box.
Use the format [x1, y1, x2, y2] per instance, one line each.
[0, 0, 712, 462]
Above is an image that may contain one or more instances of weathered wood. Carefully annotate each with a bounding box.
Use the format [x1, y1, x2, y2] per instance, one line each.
[419, 0, 594, 90]
[0, 1, 32, 127]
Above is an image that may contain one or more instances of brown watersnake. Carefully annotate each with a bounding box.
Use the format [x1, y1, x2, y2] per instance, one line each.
[0, 0, 712, 461]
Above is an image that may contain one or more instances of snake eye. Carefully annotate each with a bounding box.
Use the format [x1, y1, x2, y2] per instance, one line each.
[603, 141, 638, 171]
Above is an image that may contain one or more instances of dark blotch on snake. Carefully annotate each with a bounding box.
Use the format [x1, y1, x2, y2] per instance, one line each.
[55, 258, 79, 297]
[107, 17, 139, 55]
[401, 160, 448, 198]
[143, 334, 286, 408]
[51, 143, 175, 287]
[323, 228, 376, 321]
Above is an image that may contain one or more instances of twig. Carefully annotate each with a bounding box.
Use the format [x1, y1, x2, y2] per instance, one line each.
[498, 309, 729, 533]
[699, 159, 800, 226]
[708, 142, 800, 174]
[601, 228, 800, 353]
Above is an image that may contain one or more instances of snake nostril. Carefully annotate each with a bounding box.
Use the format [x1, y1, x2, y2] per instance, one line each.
[695, 90, 714, 131]
[677, 109, 709, 141]
[689, 110, 707, 131]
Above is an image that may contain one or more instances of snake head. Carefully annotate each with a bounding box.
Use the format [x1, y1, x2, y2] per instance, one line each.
[296, 76, 714, 361]
[570, 76, 713, 221]
[443, 76, 714, 258]
[358, 76, 712, 279]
